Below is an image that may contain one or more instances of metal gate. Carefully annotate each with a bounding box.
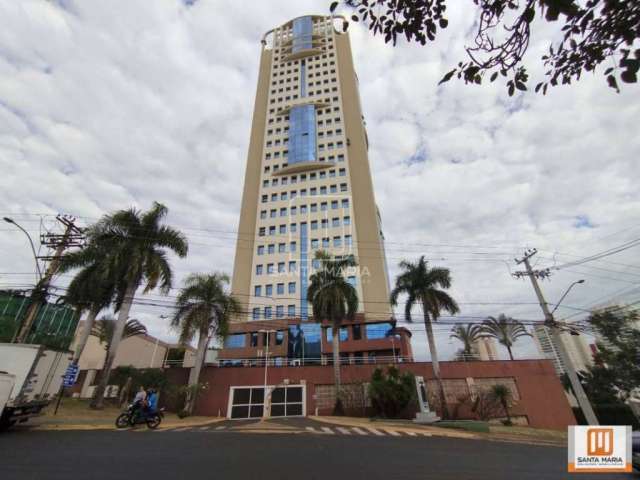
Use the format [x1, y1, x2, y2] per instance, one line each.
[227, 385, 305, 419]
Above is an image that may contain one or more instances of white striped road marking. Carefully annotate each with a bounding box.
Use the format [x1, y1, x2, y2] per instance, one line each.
[199, 426, 211, 431]
[419, 432, 432, 437]
[351, 427, 368, 435]
[405, 431, 417, 437]
[215, 426, 226, 430]
[336, 427, 352, 435]
[366, 428, 385, 436]
[306, 426, 320, 433]
[172, 427, 192, 432]
[384, 430, 401, 437]
[321, 427, 335, 435]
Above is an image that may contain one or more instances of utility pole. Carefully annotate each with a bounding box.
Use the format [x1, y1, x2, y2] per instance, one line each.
[13, 215, 85, 343]
[514, 248, 599, 425]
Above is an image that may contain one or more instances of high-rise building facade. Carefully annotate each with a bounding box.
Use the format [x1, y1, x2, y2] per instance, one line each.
[533, 325, 593, 376]
[220, 15, 406, 366]
[231, 15, 390, 323]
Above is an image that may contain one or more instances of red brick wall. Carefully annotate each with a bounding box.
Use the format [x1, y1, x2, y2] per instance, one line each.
[179, 359, 574, 430]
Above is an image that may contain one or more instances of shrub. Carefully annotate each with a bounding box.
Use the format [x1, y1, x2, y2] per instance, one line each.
[368, 367, 416, 418]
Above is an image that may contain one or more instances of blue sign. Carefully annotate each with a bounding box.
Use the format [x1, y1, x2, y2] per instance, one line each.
[63, 364, 79, 387]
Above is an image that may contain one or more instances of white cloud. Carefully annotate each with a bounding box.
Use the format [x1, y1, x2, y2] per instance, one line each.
[1, 0, 638, 360]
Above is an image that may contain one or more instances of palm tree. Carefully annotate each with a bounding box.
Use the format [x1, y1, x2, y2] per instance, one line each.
[450, 323, 484, 360]
[91, 316, 148, 352]
[62, 202, 188, 408]
[481, 314, 531, 360]
[59, 254, 116, 365]
[171, 273, 240, 414]
[390, 256, 459, 419]
[307, 251, 358, 413]
[490, 384, 513, 425]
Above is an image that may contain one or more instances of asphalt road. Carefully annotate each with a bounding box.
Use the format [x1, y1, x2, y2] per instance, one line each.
[0, 427, 635, 480]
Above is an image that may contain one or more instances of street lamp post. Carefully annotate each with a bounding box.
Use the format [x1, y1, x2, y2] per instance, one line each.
[3, 217, 42, 283]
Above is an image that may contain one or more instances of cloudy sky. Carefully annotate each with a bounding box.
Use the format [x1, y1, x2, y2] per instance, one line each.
[1, 0, 639, 361]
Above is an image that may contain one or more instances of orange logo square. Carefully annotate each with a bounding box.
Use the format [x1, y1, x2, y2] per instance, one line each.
[587, 428, 614, 456]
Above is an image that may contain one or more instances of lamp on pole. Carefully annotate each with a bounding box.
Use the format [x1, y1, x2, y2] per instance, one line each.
[259, 329, 276, 419]
[3, 217, 42, 283]
[551, 279, 585, 315]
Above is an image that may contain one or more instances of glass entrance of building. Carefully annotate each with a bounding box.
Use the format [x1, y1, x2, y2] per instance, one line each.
[227, 385, 305, 419]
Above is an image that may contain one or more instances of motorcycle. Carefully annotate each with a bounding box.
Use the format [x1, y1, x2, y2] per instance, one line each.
[115, 402, 164, 429]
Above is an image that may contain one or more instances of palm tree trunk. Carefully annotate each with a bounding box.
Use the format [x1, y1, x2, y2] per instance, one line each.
[185, 328, 209, 414]
[90, 282, 136, 409]
[423, 302, 449, 419]
[72, 305, 100, 365]
[506, 345, 514, 361]
[502, 399, 511, 423]
[332, 323, 342, 414]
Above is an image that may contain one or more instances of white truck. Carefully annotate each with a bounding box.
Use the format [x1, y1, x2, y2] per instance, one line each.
[0, 343, 72, 430]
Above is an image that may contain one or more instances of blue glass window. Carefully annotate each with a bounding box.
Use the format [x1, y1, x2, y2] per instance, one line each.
[252, 308, 260, 320]
[277, 283, 285, 295]
[326, 327, 348, 342]
[254, 285, 262, 297]
[366, 322, 394, 340]
[256, 265, 263, 275]
[289, 105, 317, 165]
[266, 284, 273, 296]
[264, 307, 272, 319]
[300, 59, 307, 97]
[276, 305, 284, 318]
[224, 334, 246, 348]
[292, 16, 313, 54]
[288, 282, 296, 294]
[288, 305, 296, 317]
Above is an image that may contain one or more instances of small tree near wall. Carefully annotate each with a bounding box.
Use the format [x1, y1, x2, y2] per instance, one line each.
[368, 367, 416, 418]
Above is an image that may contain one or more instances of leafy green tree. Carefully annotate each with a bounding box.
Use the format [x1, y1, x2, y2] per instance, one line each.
[62, 202, 188, 409]
[450, 323, 484, 359]
[390, 256, 459, 419]
[307, 251, 358, 413]
[330, 0, 639, 94]
[369, 366, 416, 418]
[490, 384, 513, 425]
[587, 308, 640, 399]
[481, 314, 531, 360]
[561, 365, 621, 405]
[171, 273, 240, 414]
[91, 316, 148, 352]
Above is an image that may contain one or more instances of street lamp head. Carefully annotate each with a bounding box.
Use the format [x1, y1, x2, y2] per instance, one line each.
[577, 279, 585, 284]
[3, 217, 14, 224]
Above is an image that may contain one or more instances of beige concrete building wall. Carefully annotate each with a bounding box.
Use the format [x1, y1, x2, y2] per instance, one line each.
[231, 15, 391, 323]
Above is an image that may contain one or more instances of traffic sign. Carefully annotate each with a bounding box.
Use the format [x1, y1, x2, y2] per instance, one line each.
[62, 364, 79, 387]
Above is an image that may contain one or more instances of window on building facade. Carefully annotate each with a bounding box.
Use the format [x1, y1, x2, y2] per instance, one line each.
[365, 322, 394, 340]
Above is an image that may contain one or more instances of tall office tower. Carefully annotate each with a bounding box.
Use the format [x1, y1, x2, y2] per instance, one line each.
[533, 325, 593, 376]
[231, 15, 390, 324]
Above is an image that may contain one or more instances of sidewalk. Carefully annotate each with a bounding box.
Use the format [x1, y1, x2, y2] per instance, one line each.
[30, 399, 224, 431]
[313, 416, 567, 447]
